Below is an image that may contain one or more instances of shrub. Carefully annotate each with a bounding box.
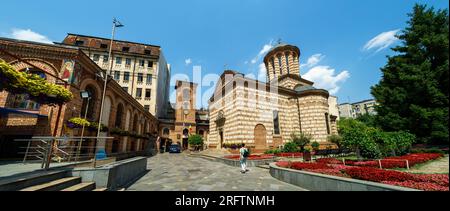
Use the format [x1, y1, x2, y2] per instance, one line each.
[290, 132, 312, 151]
[283, 142, 300, 153]
[265, 149, 282, 154]
[67, 117, 90, 128]
[344, 167, 416, 182]
[311, 141, 320, 151]
[0, 60, 73, 105]
[411, 148, 445, 154]
[188, 134, 204, 150]
[328, 134, 343, 148]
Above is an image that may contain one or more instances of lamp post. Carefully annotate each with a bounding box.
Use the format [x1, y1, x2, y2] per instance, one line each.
[75, 90, 91, 162]
[94, 18, 124, 168]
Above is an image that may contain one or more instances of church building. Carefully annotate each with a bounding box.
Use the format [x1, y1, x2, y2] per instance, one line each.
[208, 43, 339, 153]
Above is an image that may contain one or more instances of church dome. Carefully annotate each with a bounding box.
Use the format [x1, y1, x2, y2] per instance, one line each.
[263, 42, 301, 83]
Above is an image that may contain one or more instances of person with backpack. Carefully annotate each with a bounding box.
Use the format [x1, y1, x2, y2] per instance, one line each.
[239, 144, 250, 173]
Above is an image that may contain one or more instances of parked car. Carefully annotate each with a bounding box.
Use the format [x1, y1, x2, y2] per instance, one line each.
[169, 144, 181, 153]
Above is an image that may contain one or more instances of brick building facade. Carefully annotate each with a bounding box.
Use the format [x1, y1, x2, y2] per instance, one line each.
[0, 37, 158, 160]
[158, 81, 209, 151]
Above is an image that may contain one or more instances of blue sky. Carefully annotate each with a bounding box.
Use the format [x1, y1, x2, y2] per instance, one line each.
[1, 0, 448, 108]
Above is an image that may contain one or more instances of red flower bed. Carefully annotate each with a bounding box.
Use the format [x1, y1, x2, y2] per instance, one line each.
[224, 155, 274, 160]
[290, 162, 333, 170]
[274, 160, 449, 191]
[387, 153, 443, 166]
[382, 181, 449, 191]
[343, 153, 444, 169]
[275, 152, 303, 157]
[343, 167, 417, 183]
[316, 158, 344, 165]
[413, 174, 449, 186]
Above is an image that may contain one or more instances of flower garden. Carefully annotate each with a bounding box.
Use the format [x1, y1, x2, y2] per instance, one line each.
[275, 153, 449, 191]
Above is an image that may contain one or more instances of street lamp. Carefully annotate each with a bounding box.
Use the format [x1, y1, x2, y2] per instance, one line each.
[75, 90, 91, 162]
[94, 17, 124, 167]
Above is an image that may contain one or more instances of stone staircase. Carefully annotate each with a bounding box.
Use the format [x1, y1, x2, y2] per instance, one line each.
[0, 170, 107, 191]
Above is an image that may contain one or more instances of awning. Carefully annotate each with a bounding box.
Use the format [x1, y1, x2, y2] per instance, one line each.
[0, 107, 48, 118]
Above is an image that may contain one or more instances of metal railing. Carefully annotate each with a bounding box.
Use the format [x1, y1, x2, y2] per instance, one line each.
[15, 136, 114, 169]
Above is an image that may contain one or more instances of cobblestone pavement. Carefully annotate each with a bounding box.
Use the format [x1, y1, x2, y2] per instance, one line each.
[126, 153, 306, 191]
[406, 155, 449, 174]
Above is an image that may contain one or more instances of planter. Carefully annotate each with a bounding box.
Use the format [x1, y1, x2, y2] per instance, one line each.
[303, 152, 312, 161]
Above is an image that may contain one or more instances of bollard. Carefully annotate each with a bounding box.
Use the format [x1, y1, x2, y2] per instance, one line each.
[406, 160, 410, 170]
[378, 160, 382, 169]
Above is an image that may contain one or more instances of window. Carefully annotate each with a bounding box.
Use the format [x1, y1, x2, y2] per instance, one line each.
[122, 47, 130, 52]
[122, 87, 128, 93]
[137, 73, 144, 83]
[144, 50, 151, 55]
[100, 44, 108, 49]
[145, 89, 152, 99]
[139, 60, 145, 67]
[103, 55, 109, 63]
[125, 58, 132, 66]
[147, 61, 153, 68]
[273, 111, 280, 135]
[115, 104, 124, 128]
[93, 54, 100, 62]
[278, 55, 283, 75]
[114, 71, 121, 80]
[136, 88, 142, 98]
[183, 89, 190, 101]
[116, 57, 122, 64]
[285, 52, 290, 74]
[123, 72, 130, 82]
[271, 58, 276, 76]
[146, 74, 153, 85]
[144, 105, 150, 112]
[75, 40, 84, 46]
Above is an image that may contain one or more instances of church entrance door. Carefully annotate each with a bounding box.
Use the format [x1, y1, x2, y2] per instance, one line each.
[254, 124, 267, 151]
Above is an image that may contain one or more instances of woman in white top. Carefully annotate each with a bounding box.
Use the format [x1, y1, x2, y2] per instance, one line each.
[239, 144, 249, 173]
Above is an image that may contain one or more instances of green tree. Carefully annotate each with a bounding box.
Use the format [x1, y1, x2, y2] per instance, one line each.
[356, 113, 377, 128]
[188, 134, 204, 151]
[371, 4, 449, 144]
[290, 132, 312, 152]
[327, 134, 343, 149]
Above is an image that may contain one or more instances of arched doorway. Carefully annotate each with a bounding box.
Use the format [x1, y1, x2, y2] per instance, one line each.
[254, 124, 267, 151]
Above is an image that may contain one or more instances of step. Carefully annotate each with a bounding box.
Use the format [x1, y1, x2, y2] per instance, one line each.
[61, 182, 96, 191]
[0, 170, 69, 191]
[20, 177, 81, 191]
[93, 188, 108, 191]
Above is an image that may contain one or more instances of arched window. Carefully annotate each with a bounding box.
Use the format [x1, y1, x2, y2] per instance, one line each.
[183, 89, 190, 101]
[285, 52, 290, 74]
[277, 54, 283, 75]
[115, 103, 124, 128]
[271, 58, 276, 76]
[81, 85, 97, 120]
[163, 128, 170, 137]
[133, 114, 139, 133]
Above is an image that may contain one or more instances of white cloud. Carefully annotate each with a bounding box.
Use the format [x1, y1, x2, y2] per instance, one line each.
[303, 66, 350, 95]
[9, 28, 52, 44]
[363, 29, 400, 52]
[258, 63, 267, 77]
[185, 58, 192, 65]
[300, 54, 325, 69]
[250, 41, 274, 64]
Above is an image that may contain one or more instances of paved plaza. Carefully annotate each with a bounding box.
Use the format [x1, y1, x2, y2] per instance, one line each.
[126, 153, 306, 191]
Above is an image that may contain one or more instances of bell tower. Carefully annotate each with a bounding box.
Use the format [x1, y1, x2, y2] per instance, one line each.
[263, 43, 301, 83]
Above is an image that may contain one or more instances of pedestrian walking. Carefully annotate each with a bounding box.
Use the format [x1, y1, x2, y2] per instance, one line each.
[240, 144, 250, 173]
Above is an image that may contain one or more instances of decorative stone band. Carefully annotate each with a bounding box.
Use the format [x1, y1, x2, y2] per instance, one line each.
[269, 163, 421, 191]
